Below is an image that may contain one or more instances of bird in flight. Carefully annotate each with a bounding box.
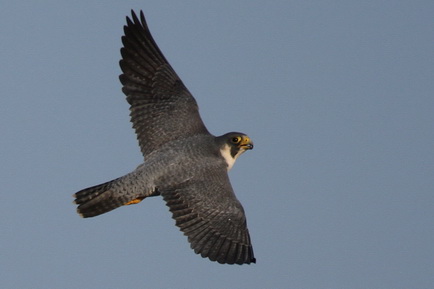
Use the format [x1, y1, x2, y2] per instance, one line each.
[73, 10, 255, 265]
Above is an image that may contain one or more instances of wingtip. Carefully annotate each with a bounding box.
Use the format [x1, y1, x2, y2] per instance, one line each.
[125, 9, 149, 33]
[139, 10, 146, 24]
[129, 9, 140, 24]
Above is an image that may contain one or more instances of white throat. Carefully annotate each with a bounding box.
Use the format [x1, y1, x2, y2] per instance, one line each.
[220, 144, 243, 171]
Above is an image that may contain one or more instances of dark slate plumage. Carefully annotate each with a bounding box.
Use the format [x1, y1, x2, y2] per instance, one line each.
[73, 10, 255, 265]
[119, 12, 209, 157]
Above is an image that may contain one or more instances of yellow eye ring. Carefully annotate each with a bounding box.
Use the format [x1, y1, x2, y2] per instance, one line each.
[232, 137, 241, 143]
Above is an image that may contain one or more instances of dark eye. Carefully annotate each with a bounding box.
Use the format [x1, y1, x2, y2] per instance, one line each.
[232, 137, 240, 143]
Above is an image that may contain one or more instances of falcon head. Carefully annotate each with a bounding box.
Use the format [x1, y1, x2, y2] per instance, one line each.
[217, 132, 253, 171]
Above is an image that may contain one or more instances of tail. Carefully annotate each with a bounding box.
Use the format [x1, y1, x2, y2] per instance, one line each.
[73, 178, 139, 218]
[73, 178, 119, 217]
[73, 168, 160, 218]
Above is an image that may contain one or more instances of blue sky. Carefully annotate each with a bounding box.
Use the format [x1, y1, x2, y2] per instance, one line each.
[1, 1, 433, 288]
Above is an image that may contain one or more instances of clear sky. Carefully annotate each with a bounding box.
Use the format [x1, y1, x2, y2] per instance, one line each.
[1, 1, 433, 288]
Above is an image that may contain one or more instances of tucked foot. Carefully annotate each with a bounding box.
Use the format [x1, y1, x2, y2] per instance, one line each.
[124, 197, 145, 206]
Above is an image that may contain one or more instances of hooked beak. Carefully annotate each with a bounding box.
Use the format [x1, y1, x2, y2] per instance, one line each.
[240, 136, 254, 150]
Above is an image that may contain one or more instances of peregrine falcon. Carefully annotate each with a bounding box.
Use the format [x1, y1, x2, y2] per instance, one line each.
[73, 10, 255, 265]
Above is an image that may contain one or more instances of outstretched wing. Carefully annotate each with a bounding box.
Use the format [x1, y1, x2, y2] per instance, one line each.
[120, 10, 209, 158]
[161, 169, 256, 265]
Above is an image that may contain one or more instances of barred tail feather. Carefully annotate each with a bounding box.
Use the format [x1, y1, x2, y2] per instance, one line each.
[73, 178, 124, 218]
